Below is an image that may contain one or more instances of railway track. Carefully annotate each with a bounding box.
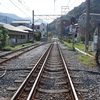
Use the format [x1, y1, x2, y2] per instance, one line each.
[11, 42, 81, 100]
[0, 42, 48, 65]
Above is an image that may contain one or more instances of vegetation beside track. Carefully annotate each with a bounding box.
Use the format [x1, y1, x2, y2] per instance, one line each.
[76, 54, 97, 67]
[4, 43, 32, 50]
[63, 41, 97, 67]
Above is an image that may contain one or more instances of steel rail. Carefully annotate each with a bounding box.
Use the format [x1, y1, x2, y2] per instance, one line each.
[27, 43, 53, 100]
[11, 43, 52, 100]
[58, 43, 79, 100]
[0, 42, 50, 65]
[0, 43, 38, 58]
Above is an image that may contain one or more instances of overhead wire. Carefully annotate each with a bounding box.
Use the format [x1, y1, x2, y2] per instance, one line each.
[0, 3, 14, 13]
[67, 0, 71, 7]
[9, 0, 32, 18]
[12, 0, 32, 13]
[70, 0, 77, 8]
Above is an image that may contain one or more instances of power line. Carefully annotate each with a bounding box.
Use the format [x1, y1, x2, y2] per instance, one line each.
[67, 0, 71, 6]
[70, 0, 77, 7]
[10, 0, 32, 13]
[0, 3, 14, 13]
[17, 0, 32, 13]
[9, 0, 31, 18]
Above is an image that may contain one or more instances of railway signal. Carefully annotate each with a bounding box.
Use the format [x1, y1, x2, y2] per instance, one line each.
[70, 17, 76, 25]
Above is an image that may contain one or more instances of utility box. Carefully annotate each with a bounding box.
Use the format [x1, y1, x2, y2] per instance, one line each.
[92, 42, 97, 51]
[93, 35, 98, 43]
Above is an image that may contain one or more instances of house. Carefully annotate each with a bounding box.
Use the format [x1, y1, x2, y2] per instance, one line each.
[34, 22, 47, 38]
[60, 19, 71, 36]
[78, 13, 100, 51]
[0, 22, 29, 46]
[16, 25, 33, 41]
[11, 20, 31, 28]
[78, 13, 100, 27]
[78, 13, 100, 34]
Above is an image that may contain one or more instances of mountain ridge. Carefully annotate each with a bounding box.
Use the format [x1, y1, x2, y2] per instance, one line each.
[48, 0, 100, 34]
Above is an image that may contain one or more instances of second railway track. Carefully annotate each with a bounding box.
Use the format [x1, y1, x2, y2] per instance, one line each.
[0, 42, 49, 65]
[11, 42, 82, 100]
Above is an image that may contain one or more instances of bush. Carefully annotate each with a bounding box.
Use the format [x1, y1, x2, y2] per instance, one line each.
[0, 25, 8, 50]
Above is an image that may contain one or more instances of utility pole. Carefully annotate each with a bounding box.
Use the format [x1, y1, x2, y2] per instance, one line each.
[85, 0, 90, 52]
[32, 10, 34, 43]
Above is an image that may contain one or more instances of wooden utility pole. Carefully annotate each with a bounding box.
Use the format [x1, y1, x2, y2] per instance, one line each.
[85, 0, 90, 52]
[32, 10, 34, 43]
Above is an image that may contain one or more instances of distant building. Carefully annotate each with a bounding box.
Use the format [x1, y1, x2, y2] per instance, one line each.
[0, 22, 30, 46]
[60, 20, 71, 35]
[11, 20, 31, 28]
[34, 22, 47, 38]
[78, 13, 100, 27]
[16, 25, 33, 41]
[78, 13, 100, 50]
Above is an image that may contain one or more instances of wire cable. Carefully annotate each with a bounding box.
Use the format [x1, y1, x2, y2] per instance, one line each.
[12, 0, 32, 13]
[67, 0, 71, 6]
[0, 3, 14, 13]
[70, 0, 77, 7]
[9, 0, 31, 18]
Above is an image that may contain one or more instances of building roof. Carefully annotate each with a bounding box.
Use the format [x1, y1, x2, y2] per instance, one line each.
[12, 20, 31, 24]
[16, 25, 33, 31]
[0, 22, 28, 33]
[34, 22, 42, 26]
[79, 13, 100, 18]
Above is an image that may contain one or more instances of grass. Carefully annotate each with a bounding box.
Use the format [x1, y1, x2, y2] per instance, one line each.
[63, 40, 97, 67]
[63, 41, 96, 56]
[76, 54, 97, 67]
[5, 43, 32, 50]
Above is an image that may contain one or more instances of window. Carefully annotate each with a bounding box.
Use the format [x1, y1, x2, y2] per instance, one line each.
[21, 35, 25, 39]
[19, 23, 24, 26]
[37, 26, 40, 29]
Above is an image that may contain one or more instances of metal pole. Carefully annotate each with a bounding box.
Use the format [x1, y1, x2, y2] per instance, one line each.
[32, 10, 34, 43]
[47, 24, 48, 41]
[72, 25, 75, 51]
[85, 0, 90, 52]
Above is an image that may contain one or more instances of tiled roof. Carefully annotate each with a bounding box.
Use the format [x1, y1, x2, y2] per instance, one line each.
[12, 20, 31, 24]
[80, 13, 100, 18]
[0, 22, 28, 33]
[34, 22, 42, 25]
[16, 25, 33, 31]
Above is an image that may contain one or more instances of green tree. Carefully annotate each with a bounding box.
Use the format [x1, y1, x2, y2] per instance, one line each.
[0, 25, 8, 50]
[34, 31, 41, 41]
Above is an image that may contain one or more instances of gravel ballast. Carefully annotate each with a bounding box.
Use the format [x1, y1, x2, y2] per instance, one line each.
[59, 42, 100, 100]
[0, 42, 100, 100]
[0, 44, 50, 98]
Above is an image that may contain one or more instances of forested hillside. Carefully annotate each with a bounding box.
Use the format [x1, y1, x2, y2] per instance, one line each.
[48, 0, 100, 35]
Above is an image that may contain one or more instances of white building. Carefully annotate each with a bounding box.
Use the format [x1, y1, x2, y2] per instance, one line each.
[34, 22, 47, 38]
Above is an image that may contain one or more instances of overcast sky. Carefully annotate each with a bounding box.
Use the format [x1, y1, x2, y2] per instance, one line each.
[0, 0, 86, 17]
[0, 0, 86, 23]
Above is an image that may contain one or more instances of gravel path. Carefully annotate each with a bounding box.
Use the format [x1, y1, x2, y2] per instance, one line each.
[59, 42, 100, 100]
